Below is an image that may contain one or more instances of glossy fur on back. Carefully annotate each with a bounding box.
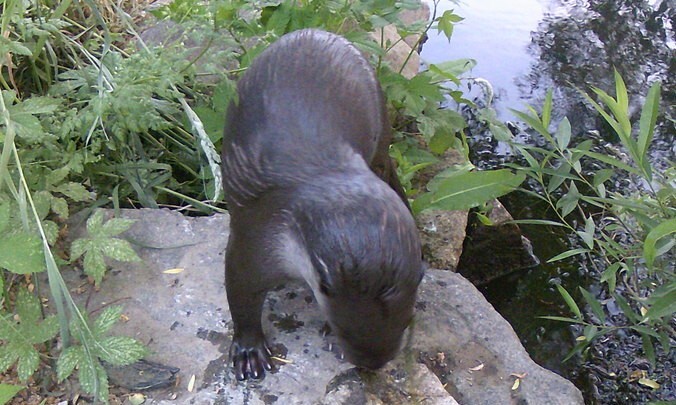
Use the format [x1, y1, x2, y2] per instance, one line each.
[222, 29, 423, 381]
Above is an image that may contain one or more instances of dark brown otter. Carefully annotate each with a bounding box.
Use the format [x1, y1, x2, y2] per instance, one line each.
[221, 29, 423, 381]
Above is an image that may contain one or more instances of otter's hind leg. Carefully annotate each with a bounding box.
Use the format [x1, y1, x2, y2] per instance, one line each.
[225, 228, 276, 381]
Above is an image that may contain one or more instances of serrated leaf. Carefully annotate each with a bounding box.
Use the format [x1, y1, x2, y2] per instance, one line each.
[15, 289, 41, 326]
[100, 239, 141, 263]
[53, 182, 92, 202]
[30, 315, 59, 344]
[94, 306, 123, 336]
[86, 211, 105, 235]
[0, 233, 45, 274]
[83, 249, 106, 285]
[77, 358, 104, 397]
[57, 346, 83, 382]
[97, 336, 146, 365]
[16, 349, 39, 381]
[0, 346, 18, 372]
[100, 217, 136, 237]
[51, 197, 69, 219]
[70, 238, 89, 261]
[18, 97, 61, 115]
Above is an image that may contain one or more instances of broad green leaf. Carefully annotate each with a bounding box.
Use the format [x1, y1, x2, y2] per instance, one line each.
[576, 216, 595, 250]
[641, 333, 656, 367]
[427, 59, 476, 82]
[644, 288, 676, 322]
[18, 97, 61, 115]
[0, 233, 45, 274]
[0, 201, 9, 233]
[579, 287, 606, 324]
[15, 289, 41, 325]
[556, 284, 581, 319]
[593, 169, 614, 187]
[0, 383, 24, 404]
[101, 239, 141, 263]
[643, 218, 675, 268]
[412, 170, 525, 213]
[555, 117, 571, 150]
[556, 181, 580, 218]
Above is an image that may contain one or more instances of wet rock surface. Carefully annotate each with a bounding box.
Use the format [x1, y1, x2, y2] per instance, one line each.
[457, 199, 539, 285]
[61, 208, 583, 404]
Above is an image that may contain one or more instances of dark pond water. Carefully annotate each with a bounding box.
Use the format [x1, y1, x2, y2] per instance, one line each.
[421, 0, 674, 402]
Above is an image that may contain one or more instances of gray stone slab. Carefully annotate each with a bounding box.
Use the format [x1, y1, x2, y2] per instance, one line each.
[63, 208, 582, 404]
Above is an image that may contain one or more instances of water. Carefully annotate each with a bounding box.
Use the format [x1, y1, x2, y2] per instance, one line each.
[422, 0, 546, 119]
[420, 0, 675, 401]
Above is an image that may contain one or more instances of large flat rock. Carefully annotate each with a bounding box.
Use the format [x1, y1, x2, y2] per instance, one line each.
[63, 209, 582, 404]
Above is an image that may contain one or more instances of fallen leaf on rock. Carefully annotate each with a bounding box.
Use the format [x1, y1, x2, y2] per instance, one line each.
[510, 372, 527, 379]
[638, 378, 660, 389]
[163, 268, 185, 274]
[129, 393, 146, 405]
[469, 363, 484, 372]
[271, 356, 293, 364]
[188, 374, 196, 392]
[511, 378, 520, 390]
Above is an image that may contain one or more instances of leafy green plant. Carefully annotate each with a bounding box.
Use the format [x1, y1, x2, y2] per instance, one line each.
[495, 71, 674, 363]
[0, 288, 59, 381]
[70, 210, 141, 286]
[0, 383, 24, 405]
[57, 305, 146, 402]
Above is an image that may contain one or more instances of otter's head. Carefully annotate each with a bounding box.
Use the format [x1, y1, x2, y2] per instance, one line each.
[319, 266, 421, 369]
[305, 204, 423, 369]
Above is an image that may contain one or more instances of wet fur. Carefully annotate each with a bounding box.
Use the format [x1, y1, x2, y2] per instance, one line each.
[222, 29, 423, 380]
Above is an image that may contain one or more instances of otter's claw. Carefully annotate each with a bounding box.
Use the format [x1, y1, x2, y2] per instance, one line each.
[229, 340, 273, 381]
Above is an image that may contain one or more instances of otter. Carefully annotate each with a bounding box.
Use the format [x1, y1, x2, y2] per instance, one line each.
[221, 29, 423, 381]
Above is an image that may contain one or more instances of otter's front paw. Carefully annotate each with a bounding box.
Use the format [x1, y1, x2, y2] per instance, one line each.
[229, 339, 274, 381]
